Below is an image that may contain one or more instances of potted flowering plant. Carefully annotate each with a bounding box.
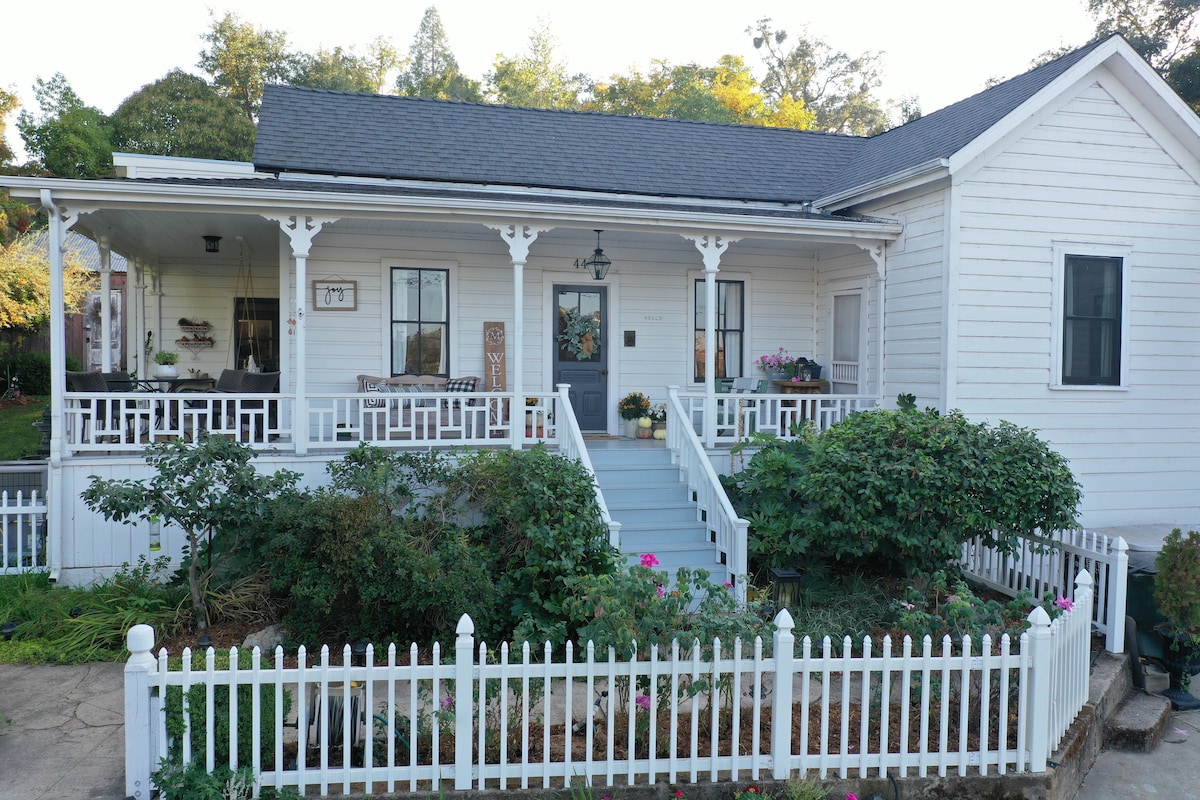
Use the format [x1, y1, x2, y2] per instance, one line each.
[648, 403, 667, 440]
[618, 391, 651, 438]
[755, 348, 806, 380]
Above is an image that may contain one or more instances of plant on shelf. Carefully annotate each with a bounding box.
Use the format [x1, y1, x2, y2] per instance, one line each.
[618, 391, 651, 421]
[557, 308, 601, 360]
[755, 348, 808, 379]
[1153, 528, 1200, 698]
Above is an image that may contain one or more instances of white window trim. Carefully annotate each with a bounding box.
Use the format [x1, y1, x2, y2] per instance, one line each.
[686, 270, 752, 383]
[1050, 241, 1131, 391]
[828, 282, 868, 394]
[379, 258, 460, 377]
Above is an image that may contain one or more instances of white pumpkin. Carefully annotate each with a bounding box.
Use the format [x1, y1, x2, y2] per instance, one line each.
[638, 417, 653, 428]
[652, 428, 667, 440]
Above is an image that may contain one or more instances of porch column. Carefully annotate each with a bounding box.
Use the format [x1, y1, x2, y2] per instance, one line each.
[264, 214, 336, 456]
[97, 236, 113, 373]
[130, 260, 147, 377]
[857, 243, 886, 399]
[487, 223, 549, 449]
[682, 233, 740, 448]
[39, 190, 94, 580]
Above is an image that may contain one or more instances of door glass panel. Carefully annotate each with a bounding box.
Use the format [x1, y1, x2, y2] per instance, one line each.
[557, 290, 601, 361]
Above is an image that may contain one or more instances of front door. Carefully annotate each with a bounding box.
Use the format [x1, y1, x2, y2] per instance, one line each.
[553, 285, 607, 431]
[831, 292, 862, 393]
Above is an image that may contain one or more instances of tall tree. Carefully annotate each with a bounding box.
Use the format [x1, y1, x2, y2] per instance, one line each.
[110, 70, 256, 161]
[750, 18, 889, 136]
[292, 37, 402, 94]
[197, 11, 295, 121]
[487, 22, 589, 109]
[1085, 0, 1200, 109]
[16, 74, 112, 177]
[394, 7, 482, 101]
[0, 88, 16, 167]
[0, 234, 93, 332]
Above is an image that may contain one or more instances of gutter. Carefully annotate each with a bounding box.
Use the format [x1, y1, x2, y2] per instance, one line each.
[813, 159, 949, 211]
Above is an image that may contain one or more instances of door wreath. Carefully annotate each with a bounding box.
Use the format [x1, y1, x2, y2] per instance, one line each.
[558, 308, 601, 360]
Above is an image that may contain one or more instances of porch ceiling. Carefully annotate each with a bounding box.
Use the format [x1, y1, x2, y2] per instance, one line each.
[76, 208, 281, 266]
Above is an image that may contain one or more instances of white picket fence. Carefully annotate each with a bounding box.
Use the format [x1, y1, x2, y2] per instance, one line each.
[0, 489, 47, 574]
[961, 528, 1128, 653]
[124, 572, 1095, 798]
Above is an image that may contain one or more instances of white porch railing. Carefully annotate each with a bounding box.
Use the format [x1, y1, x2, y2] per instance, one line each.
[667, 387, 748, 599]
[124, 572, 1095, 797]
[678, 390, 877, 445]
[552, 384, 621, 549]
[63, 390, 560, 454]
[1, 489, 47, 574]
[961, 529, 1129, 653]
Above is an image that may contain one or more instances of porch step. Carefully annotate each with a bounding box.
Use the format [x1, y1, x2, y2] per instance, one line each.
[1105, 690, 1172, 751]
[587, 442, 729, 586]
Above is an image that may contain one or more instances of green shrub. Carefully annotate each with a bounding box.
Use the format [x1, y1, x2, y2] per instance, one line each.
[163, 647, 291, 768]
[0, 351, 68, 395]
[725, 401, 1081, 578]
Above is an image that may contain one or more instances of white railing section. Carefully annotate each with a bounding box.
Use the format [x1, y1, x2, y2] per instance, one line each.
[961, 529, 1128, 653]
[124, 573, 1094, 797]
[64, 392, 290, 453]
[553, 384, 620, 549]
[678, 391, 877, 445]
[829, 361, 859, 385]
[667, 387, 748, 600]
[64, 391, 563, 453]
[1, 489, 47, 574]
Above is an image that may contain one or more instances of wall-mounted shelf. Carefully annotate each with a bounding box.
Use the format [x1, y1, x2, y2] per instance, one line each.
[179, 323, 211, 335]
[176, 339, 215, 349]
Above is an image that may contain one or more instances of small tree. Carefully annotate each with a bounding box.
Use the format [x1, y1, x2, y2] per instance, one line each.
[82, 435, 300, 630]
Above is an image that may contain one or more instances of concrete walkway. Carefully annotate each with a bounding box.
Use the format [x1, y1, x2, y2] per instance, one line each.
[0, 663, 126, 800]
[1079, 709, 1200, 799]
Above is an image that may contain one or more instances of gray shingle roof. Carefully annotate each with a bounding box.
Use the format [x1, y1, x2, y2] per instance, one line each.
[252, 37, 1118, 206]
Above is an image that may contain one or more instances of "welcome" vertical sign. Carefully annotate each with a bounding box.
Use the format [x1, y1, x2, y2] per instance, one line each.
[484, 321, 507, 391]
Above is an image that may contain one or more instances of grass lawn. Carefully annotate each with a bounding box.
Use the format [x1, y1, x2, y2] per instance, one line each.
[0, 397, 46, 461]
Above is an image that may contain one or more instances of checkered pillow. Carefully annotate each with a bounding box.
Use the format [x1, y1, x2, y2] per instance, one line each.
[445, 378, 477, 392]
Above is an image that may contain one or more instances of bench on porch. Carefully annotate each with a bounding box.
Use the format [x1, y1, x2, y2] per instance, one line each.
[356, 374, 483, 440]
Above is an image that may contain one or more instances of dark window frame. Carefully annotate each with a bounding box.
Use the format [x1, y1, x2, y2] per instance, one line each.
[1062, 254, 1122, 386]
[390, 267, 450, 377]
[693, 278, 745, 383]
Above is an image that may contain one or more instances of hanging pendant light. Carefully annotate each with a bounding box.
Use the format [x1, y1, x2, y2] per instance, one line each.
[574, 230, 612, 281]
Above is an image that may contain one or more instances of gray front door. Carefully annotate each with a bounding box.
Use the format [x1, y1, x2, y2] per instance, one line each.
[553, 285, 607, 431]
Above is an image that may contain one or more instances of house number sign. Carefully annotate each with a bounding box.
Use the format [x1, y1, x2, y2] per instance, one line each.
[312, 280, 358, 311]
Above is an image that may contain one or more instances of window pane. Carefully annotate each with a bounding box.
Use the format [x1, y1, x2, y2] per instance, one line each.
[421, 272, 447, 322]
[1063, 255, 1121, 384]
[392, 269, 419, 320]
[391, 267, 449, 375]
[694, 279, 744, 381]
[391, 322, 415, 373]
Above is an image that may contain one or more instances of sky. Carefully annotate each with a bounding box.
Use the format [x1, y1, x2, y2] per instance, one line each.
[2, 0, 1099, 160]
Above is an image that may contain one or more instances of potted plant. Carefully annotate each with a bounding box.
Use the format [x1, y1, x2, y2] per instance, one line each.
[153, 350, 180, 379]
[1153, 528, 1200, 705]
[648, 403, 667, 440]
[618, 391, 650, 438]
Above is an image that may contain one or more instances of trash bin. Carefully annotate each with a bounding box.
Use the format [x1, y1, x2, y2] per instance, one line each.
[1126, 548, 1168, 663]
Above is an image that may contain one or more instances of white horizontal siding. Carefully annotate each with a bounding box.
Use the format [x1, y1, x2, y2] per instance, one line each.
[952, 84, 1200, 526]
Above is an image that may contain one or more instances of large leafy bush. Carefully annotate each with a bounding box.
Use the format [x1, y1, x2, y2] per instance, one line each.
[725, 399, 1081, 577]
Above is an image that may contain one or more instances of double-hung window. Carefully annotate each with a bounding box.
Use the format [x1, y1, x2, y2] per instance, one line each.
[693, 279, 744, 382]
[1061, 253, 1123, 386]
[391, 267, 448, 375]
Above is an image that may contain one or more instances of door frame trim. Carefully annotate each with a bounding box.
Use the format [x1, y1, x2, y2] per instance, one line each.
[546, 275, 615, 433]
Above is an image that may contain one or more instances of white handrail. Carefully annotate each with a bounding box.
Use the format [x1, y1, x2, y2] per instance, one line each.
[555, 384, 621, 549]
[667, 386, 748, 600]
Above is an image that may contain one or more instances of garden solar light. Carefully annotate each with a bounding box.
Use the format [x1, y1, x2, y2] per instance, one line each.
[1, 621, 14, 641]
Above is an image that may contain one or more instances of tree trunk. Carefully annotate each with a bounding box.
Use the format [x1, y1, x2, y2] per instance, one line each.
[187, 531, 208, 631]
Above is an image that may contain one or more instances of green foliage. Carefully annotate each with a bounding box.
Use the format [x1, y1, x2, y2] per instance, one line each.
[889, 570, 1068, 644]
[109, 69, 256, 161]
[618, 391, 651, 420]
[486, 23, 590, 109]
[749, 18, 890, 135]
[82, 435, 301, 631]
[152, 760, 257, 800]
[16, 74, 112, 177]
[725, 402, 1081, 577]
[197, 11, 295, 121]
[592, 56, 780, 125]
[394, 7, 482, 101]
[0, 557, 186, 663]
[0, 351, 54, 395]
[557, 557, 772, 661]
[453, 445, 619, 645]
[161, 648, 291, 773]
[292, 38, 401, 94]
[780, 570, 895, 646]
[1153, 528, 1200, 647]
[0, 396, 44, 460]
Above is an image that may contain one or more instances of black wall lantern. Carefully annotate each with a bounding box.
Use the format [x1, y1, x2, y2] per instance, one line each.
[203, 235, 222, 253]
[574, 230, 612, 281]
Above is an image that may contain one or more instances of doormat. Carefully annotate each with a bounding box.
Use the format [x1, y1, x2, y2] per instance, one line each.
[584, 435, 620, 440]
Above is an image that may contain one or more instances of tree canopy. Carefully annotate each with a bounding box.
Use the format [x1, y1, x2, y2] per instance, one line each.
[0, 234, 94, 332]
[486, 23, 589, 109]
[292, 38, 402, 94]
[394, 6, 482, 101]
[1087, 0, 1200, 109]
[110, 70, 256, 161]
[16, 74, 112, 177]
[197, 11, 294, 121]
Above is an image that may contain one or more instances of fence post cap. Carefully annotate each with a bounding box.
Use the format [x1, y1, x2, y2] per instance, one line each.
[127, 624, 154, 654]
[456, 613, 474, 636]
[1075, 569, 1094, 588]
[1027, 605, 1052, 628]
[773, 607, 795, 630]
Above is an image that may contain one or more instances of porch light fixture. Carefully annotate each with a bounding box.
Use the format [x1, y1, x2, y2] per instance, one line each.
[203, 235, 222, 253]
[574, 230, 612, 281]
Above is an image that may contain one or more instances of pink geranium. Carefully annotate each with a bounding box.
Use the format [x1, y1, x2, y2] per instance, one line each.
[640, 553, 660, 568]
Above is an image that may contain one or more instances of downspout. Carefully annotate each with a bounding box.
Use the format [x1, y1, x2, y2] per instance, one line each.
[39, 189, 65, 581]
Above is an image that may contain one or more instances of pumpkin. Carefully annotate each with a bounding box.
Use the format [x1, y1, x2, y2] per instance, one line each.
[638, 417, 653, 428]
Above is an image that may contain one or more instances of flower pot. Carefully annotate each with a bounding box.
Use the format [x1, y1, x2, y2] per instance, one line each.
[805, 364, 823, 380]
[154, 364, 178, 379]
[624, 418, 639, 438]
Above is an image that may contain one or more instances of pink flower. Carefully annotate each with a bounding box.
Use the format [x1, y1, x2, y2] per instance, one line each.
[1055, 595, 1075, 612]
[724, 581, 734, 589]
[675, 792, 683, 799]
[640, 553, 660, 568]
[901, 602, 915, 611]
[636, 695, 652, 710]
[657, 586, 665, 597]
[846, 794, 859, 800]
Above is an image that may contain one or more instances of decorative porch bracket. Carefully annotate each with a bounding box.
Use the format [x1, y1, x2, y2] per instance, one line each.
[681, 233, 740, 448]
[40, 191, 96, 581]
[487, 223, 551, 448]
[263, 214, 338, 455]
[856, 242, 887, 400]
